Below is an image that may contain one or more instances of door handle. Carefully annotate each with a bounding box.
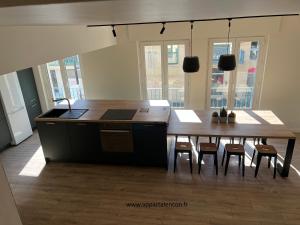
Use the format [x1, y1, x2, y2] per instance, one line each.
[45, 122, 56, 125]
[100, 130, 130, 133]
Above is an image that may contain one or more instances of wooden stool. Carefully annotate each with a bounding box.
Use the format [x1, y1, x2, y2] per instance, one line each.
[250, 145, 277, 178]
[198, 143, 218, 175]
[222, 144, 245, 176]
[174, 142, 193, 173]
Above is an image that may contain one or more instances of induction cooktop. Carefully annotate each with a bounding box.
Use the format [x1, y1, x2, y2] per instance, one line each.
[100, 109, 137, 120]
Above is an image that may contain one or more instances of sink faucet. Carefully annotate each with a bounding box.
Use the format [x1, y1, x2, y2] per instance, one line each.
[52, 98, 72, 111]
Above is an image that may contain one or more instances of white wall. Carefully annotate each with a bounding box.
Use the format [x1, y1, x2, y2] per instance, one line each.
[80, 16, 300, 130]
[0, 26, 116, 75]
[0, 163, 23, 225]
[80, 42, 141, 100]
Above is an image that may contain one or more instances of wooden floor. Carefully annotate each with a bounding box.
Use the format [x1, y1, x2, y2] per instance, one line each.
[1, 132, 300, 225]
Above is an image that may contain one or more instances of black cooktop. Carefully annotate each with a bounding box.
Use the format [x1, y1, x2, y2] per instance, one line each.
[100, 109, 137, 120]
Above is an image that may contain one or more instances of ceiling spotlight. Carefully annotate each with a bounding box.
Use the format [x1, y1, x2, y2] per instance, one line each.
[160, 22, 166, 34]
[112, 25, 116, 37]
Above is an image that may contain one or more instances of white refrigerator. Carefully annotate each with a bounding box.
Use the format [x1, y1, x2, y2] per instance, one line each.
[0, 72, 32, 145]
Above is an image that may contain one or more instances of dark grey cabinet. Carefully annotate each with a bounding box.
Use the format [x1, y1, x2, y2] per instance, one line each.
[0, 99, 11, 152]
[133, 123, 168, 167]
[37, 121, 70, 162]
[17, 68, 42, 129]
[68, 122, 100, 163]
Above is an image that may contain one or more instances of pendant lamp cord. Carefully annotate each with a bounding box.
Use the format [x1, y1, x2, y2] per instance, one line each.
[190, 21, 194, 56]
[227, 19, 232, 55]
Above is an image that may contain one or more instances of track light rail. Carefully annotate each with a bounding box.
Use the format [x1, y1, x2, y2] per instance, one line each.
[87, 13, 298, 27]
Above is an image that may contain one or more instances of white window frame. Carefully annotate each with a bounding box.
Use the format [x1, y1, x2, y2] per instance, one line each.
[139, 40, 190, 108]
[206, 37, 267, 109]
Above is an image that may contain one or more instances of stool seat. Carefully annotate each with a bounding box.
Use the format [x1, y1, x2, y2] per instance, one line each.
[199, 143, 218, 152]
[175, 142, 192, 151]
[255, 145, 277, 155]
[225, 144, 245, 154]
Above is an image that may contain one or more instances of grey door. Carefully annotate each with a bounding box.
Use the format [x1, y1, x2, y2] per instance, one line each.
[17, 68, 42, 129]
[0, 96, 11, 151]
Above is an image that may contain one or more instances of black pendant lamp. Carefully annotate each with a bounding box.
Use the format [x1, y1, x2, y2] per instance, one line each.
[183, 21, 199, 73]
[218, 19, 236, 71]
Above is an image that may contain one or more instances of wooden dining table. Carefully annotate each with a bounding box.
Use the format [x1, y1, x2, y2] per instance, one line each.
[167, 109, 296, 177]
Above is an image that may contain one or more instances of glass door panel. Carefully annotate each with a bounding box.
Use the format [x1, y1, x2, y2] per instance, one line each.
[46, 60, 65, 100]
[167, 44, 185, 108]
[144, 45, 163, 100]
[234, 41, 260, 109]
[63, 55, 85, 100]
[210, 42, 233, 108]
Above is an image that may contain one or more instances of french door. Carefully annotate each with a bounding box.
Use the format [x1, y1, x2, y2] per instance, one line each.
[140, 41, 189, 108]
[207, 37, 266, 109]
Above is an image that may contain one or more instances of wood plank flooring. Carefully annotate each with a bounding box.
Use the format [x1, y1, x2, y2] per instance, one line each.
[1, 132, 300, 225]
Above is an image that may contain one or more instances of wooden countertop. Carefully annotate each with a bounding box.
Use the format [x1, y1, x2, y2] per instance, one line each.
[36, 100, 171, 124]
[167, 109, 296, 139]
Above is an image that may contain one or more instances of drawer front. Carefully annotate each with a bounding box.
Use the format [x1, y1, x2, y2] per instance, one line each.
[100, 129, 133, 153]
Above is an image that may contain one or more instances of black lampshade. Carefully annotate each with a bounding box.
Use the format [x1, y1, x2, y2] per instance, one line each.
[218, 54, 236, 71]
[183, 56, 200, 73]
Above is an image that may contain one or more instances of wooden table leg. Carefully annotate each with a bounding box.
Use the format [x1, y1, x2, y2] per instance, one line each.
[277, 138, 296, 177]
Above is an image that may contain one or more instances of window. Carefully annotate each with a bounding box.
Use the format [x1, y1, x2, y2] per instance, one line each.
[63, 55, 85, 100]
[207, 38, 266, 109]
[43, 55, 85, 102]
[140, 41, 189, 108]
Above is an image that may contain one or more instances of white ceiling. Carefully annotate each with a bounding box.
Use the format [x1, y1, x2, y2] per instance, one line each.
[0, 0, 299, 26]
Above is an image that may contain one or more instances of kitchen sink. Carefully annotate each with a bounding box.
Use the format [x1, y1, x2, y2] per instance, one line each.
[40, 108, 69, 118]
[40, 109, 88, 119]
[59, 109, 88, 119]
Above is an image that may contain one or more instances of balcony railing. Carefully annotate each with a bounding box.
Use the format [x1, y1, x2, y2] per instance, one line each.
[211, 86, 254, 109]
[147, 87, 184, 108]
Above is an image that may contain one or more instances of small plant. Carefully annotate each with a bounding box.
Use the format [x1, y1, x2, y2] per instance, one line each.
[212, 111, 219, 117]
[228, 111, 236, 123]
[220, 107, 227, 117]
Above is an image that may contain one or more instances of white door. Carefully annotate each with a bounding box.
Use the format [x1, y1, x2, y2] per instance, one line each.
[207, 37, 266, 109]
[140, 41, 189, 108]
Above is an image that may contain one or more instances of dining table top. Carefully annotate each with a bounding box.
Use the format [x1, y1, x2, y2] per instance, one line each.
[167, 109, 296, 139]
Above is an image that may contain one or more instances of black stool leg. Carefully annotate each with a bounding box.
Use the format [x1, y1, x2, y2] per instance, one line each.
[224, 154, 230, 176]
[268, 156, 271, 168]
[209, 136, 212, 143]
[250, 150, 256, 167]
[255, 154, 262, 177]
[198, 152, 203, 174]
[242, 154, 245, 177]
[214, 153, 218, 175]
[174, 151, 177, 173]
[222, 150, 226, 166]
[238, 155, 241, 167]
[273, 155, 277, 179]
[189, 152, 193, 174]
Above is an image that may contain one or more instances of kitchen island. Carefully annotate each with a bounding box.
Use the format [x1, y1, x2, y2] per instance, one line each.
[36, 100, 171, 167]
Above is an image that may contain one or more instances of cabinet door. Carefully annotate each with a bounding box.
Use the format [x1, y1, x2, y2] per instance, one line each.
[37, 122, 70, 162]
[68, 123, 100, 162]
[133, 124, 167, 167]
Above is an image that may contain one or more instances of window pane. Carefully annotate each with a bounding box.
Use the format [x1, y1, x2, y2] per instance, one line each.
[46, 60, 65, 100]
[210, 42, 232, 108]
[63, 55, 85, 100]
[234, 41, 260, 109]
[167, 44, 185, 108]
[144, 45, 162, 100]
